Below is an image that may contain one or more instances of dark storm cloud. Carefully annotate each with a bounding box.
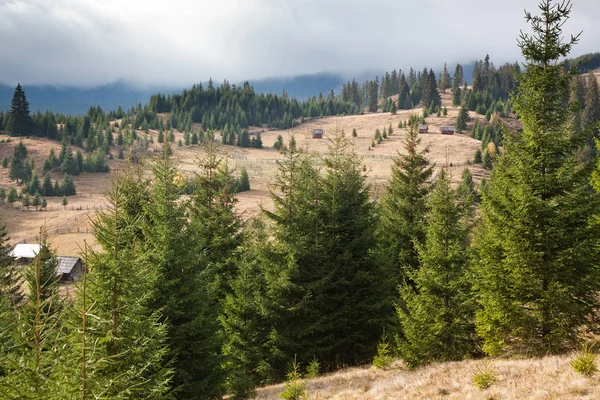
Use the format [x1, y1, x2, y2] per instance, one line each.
[0, 0, 598, 87]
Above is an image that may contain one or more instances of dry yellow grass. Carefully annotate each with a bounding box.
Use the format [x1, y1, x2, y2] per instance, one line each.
[0, 93, 490, 255]
[256, 354, 599, 400]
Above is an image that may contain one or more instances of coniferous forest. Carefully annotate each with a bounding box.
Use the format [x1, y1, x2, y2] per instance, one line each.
[3, 0, 600, 399]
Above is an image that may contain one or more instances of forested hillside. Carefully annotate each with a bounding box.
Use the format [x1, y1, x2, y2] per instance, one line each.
[2, 1, 600, 399]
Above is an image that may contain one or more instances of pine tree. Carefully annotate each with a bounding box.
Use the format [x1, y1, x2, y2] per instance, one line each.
[582, 71, 600, 136]
[7, 188, 17, 204]
[457, 168, 478, 204]
[473, 0, 600, 356]
[9, 141, 28, 184]
[378, 125, 433, 290]
[0, 231, 68, 399]
[75, 172, 174, 398]
[5, 84, 33, 137]
[146, 143, 226, 398]
[238, 168, 251, 192]
[438, 63, 452, 93]
[221, 219, 272, 397]
[456, 106, 469, 131]
[0, 219, 22, 305]
[398, 170, 477, 368]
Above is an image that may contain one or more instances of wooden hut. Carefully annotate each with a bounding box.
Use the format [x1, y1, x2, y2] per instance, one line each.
[8, 244, 41, 264]
[312, 129, 324, 139]
[440, 126, 455, 135]
[418, 124, 429, 134]
[56, 256, 85, 282]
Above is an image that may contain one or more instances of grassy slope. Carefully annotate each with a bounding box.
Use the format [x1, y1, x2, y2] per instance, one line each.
[257, 354, 597, 400]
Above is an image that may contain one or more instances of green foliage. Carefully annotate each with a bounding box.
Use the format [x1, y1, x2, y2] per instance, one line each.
[372, 331, 393, 369]
[472, 362, 497, 390]
[9, 140, 30, 184]
[378, 124, 433, 291]
[456, 106, 469, 131]
[274, 134, 284, 150]
[570, 345, 598, 377]
[7, 188, 17, 204]
[235, 168, 251, 192]
[280, 357, 307, 400]
[482, 150, 492, 170]
[474, 0, 600, 356]
[1, 156, 8, 168]
[398, 170, 477, 368]
[5, 84, 33, 137]
[474, 148, 483, 163]
[305, 358, 320, 379]
[61, 196, 68, 208]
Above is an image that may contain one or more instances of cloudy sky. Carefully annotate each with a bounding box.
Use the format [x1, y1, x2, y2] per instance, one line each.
[0, 0, 599, 87]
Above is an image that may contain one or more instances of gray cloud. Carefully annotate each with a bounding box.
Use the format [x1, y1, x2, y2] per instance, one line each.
[0, 0, 598, 87]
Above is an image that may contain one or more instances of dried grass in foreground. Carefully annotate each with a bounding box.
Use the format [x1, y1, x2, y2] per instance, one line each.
[256, 355, 598, 399]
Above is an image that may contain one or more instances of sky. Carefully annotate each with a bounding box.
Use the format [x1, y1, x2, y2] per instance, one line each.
[0, 0, 599, 87]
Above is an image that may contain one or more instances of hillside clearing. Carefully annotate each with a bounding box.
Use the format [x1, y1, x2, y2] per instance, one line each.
[256, 354, 597, 400]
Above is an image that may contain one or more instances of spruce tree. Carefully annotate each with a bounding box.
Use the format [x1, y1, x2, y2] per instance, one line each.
[473, 0, 600, 356]
[456, 106, 469, 131]
[9, 141, 28, 184]
[77, 172, 173, 398]
[582, 71, 600, 136]
[378, 125, 433, 289]
[146, 143, 226, 398]
[0, 231, 67, 399]
[398, 170, 477, 368]
[5, 84, 33, 137]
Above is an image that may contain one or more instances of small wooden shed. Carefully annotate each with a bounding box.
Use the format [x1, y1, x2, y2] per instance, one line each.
[312, 129, 324, 139]
[418, 125, 429, 134]
[56, 256, 85, 282]
[440, 126, 455, 135]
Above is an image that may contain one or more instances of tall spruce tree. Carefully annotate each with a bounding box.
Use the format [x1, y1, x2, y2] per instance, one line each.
[473, 0, 600, 355]
[582, 71, 600, 136]
[82, 167, 173, 398]
[303, 131, 386, 370]
[5, 84, 33, 137]
[145, 143, 224, 399]
[0, 231, 67, 399]
[398, 170, 477, 368]
[378, 124, 433, 289]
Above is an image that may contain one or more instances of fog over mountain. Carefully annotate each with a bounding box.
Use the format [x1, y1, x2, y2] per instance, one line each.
[1, 0, 599, 88]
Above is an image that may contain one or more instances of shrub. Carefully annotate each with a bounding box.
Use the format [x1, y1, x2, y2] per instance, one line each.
[472, 361, 497, 390]
[373, 332, 393, 370]
[571, 345, 598, 377]
[280, 356, 307, 400]
[305, 357, 320, 379]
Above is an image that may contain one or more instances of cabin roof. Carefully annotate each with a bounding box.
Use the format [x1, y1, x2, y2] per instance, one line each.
[9, 244, 41, 259]
[56, 257, 81, 275]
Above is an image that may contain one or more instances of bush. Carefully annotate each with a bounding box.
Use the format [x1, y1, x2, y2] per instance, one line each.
[305, 357, 320, 379]
[570, 345, 598, 377]
[472, 361, 497, 390]
[280, 356, 307, 400]
[373, 332, 393, 370]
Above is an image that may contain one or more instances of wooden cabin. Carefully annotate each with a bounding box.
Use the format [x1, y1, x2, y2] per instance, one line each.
[56, 256, 85, 282]
[8, 244, 41, 265]
[440, 126, 455, 135]
[418, 124, 429, 134]
[312, 129, 324, 139]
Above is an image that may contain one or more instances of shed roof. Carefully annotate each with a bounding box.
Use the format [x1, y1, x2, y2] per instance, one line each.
[440, 126, 455, 131]
[418, 125, 428, 129]
[56, 257, 81, 275]
[9, 244, 41, 259]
